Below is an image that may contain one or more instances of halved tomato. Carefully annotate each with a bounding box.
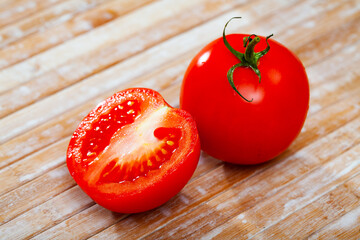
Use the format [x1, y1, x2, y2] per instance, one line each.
[67, 88, 200, 213]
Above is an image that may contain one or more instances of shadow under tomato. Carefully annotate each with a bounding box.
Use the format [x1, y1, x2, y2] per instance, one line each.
[221, 147, 292, 183]
[107, 193, 196, 238]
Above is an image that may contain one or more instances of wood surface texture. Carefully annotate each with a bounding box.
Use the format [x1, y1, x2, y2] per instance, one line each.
[0, 0, 359, 239]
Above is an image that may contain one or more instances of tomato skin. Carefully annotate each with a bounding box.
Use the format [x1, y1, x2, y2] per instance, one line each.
[180, 34, 309, 165]
[67, 88, 200, 213]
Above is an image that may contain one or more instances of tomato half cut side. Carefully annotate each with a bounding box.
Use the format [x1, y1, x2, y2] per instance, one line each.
[67, 88, 200, 213]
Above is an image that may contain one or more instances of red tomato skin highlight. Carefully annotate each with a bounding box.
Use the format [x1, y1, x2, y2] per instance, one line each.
[180, 34, 309, 165]
[67, 88, 200, 213]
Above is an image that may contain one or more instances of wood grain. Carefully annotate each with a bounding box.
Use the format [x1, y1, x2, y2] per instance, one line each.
[0, 0, 359, 239]
[0, 0, 108, 50]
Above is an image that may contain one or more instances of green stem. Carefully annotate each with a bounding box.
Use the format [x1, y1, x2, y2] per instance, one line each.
[223, 17, 273, 101]
[244, 36, 260, 65]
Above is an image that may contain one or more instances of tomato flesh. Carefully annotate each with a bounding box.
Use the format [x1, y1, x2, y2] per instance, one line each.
[80, 99, 141, 169]
[67, 88, 200, 213]
[97, 127, 180, 183]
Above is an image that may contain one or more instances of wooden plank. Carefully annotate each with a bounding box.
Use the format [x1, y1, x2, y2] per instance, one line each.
[34, 205, 127, 240]
[200, 144, 360, 239]
[0, 0, 107, 50]
[0, 165, 75, 224]
[0, 137, 69, 196]
[0, 186, 94, 239]
[275, 0, 360, 50]
[295, 15, 360, 66]
[307, 41, 360, 115]
[0, 0, 63, 29]
[308, 205, 360, 239]
[309, 72, 360, 115]
[253, 174, 360, 239]
[0, 0, 18, 11]
[0, 0, 154, 69]
[293, 89, 360, 153]
[306, 38, 360, 90]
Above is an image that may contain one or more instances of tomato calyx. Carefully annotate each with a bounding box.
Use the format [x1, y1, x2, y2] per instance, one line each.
[223, 17, 273, 102]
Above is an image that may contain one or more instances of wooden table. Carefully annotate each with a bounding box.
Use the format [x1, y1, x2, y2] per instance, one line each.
[0, 0, 359, 239]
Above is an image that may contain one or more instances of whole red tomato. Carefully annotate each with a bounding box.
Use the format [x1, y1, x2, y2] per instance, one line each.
[67, 88, 200, 213]
[180, 18, 309, 165]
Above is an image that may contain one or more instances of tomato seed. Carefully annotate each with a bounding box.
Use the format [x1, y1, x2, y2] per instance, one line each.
[147, 159, 153, 167]
[87, 152, 96, 157]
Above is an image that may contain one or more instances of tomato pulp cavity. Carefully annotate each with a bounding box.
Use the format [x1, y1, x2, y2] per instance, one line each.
[180, 18, 309, 165]
[67, 88, 200, 213]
